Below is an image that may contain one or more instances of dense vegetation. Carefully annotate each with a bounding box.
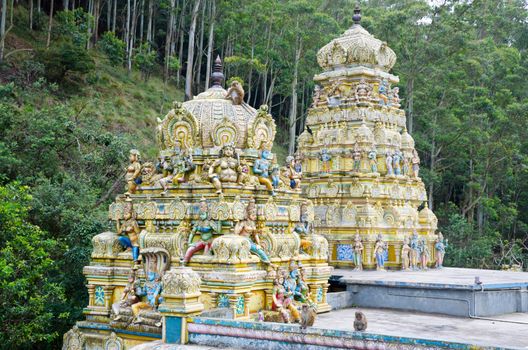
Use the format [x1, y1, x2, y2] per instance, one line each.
[0, 0, 527, 348]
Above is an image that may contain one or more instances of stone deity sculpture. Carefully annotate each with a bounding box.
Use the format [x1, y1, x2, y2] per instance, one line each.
[434, 232, 448, 268]
[112, 269, 140, 321]
[132, 271, 162, 326]
[368, 149, 378, 173]
[412, 149, 421, 178]
[401, 236, 411, 271]
[125, 149, 142, 194]
[392, 150, 402, 176]
[209, 144, 241, 194]
[253, 142, 275, 195]
[353, 233, 364, 271]
[418, 237, 430, 270]
[272, 271, 300, 323]
[409, 231, 420, 270]
[234, 199, 270, 264]
[183, 199, 218, 264]
[117, 202, 141, 264]
[373, 234, 388, 271]
[385, 152, 393, 176]
[378, 79, 389, 106]
[355, 78, 371, 102]
[294, 203, 313, 254]
[352, 142, 362, 173]
[402, 157, 410, 176]
[284, 155, 302, 189]
[390, 87, 400, 107]
[320, 148, 331, 173]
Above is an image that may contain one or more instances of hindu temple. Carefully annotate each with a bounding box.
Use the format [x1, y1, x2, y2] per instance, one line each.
[63, 57, 332, 349]
[297, 6, 441, 270]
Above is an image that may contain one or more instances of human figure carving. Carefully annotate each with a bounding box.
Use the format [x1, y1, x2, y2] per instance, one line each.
[253, 142, 275, 195]
[183, 199, 217, 264]
[234, 199, 270, 264]
[208, 144, 241, 194]
[353, 233, 363, 271]
[117, 202, 141, 264]
[435, 232, 448, 268]
[125, 149, 142, 194]
[373, 234, 388, 271]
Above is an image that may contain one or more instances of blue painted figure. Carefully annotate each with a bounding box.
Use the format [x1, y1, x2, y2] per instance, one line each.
[368, 149, 378, 173]
[117, 203, 141, 263]
[434, 232, 448, 268]
[320, 148, 331, 173]
[392, 150, 402, 176]
[132, 271, 163, 325]
[253, 142, 275, 195]
[373, 234, 388, 271]
[271, 165, 281, 189]
[410, 231, 420, 270]
[378, 79, 389, 106]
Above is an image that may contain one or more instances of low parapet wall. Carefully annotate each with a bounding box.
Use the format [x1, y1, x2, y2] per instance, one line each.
[186, 317, 488, 350]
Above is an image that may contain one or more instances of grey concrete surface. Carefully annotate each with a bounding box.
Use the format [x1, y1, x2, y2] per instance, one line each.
[315, 307, 528, 349]
[331, 267, 528, 316]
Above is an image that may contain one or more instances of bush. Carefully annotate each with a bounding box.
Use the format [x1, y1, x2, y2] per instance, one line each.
[98, 32, 126, 66]
[54, 9, 93, 47]
[36, 41, 95, 83]
[134, 43, 157, 81]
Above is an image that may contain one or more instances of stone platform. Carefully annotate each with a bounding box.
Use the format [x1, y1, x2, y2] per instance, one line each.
[328, 267, 528, 317]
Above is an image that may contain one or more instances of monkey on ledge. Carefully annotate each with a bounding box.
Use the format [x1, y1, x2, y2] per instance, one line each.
[225, 80, 245, 105]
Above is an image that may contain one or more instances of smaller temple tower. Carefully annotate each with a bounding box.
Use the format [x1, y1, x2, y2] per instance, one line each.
[298, 6, 439, 270]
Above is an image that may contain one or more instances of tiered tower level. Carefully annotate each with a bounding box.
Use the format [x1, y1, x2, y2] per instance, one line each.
[72, 57, 331, 348]
[298, 8, 439, 269]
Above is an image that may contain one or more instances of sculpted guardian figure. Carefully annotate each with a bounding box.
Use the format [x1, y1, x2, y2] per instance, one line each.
[183, 199, 218, 264]
[117, 202, 141, 264]
[208, 144, 241, 194]
[253, 142, 275, 195]
[434, 232, 448, 268]
[125, 149, 142, 194]
[373, 234, 388, 271]
[353, 233, 364, 271]
[234, 198, 270, 264]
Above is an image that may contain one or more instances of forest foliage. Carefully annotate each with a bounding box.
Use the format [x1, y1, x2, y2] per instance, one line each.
[0, 0, 527, 348]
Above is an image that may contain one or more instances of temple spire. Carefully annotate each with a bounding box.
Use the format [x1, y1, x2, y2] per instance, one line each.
[210, 55, 225, 88]
[352, 3, 361, 25]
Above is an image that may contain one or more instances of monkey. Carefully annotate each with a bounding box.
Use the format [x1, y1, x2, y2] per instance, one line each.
[353, 311, 368, 331]
[300, 303, 316, 330]
[225, 81, 245, 105]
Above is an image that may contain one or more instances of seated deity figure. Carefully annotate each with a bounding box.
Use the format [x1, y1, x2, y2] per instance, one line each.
[234, 198, 270, 264]
[435, 232, 448, 268]
[284, 262, 304, 303]
[117, 202, 141, 264]
[352, 142, 362, 172]
[389, 86, 400, 108]
[283, 155, 302, 190]
[355, 78, 371, 102]
[294, 203, 313, 254]
[132, 270, 162, 326]
[418, 237, 430, 270]
[208, 144, 241, 194]
[253, 142, 275, 195]
[112, 269, 140, 321]
[373, 234, 388, 271]
[385, 152, 394, 176]
[183, 199, 218, 264]
[272, 271, 300, 323]
[353, 233, 364, 271]
[409, 231, 420, 270]
[392, 150, 403, 176]
[294, 264, 310, 303]
[125, 149, 142, 194]
[368, 149, 378, 173]
[378, 79, 389, 106]
[271, 165, 281, 189]
[411, 149, 421, 178]
[401, 236, 411, 271]
[172, 151, 195, 185]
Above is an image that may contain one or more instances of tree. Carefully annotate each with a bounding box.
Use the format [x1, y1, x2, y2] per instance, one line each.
[0, 183, 66, 348]
[185, 0, 201, 100]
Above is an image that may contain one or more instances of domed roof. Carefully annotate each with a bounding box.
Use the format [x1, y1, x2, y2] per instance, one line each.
[401, 128, 415, 150]
[157, 57, 269, 152]
[316, 5, 396, 72]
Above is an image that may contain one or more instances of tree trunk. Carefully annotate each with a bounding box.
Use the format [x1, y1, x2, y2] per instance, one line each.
[125, 0, 131, 72]
[185, 0, 201, 100]
[146, 0, 153, 43]
[112, 0, 117, 32]
[139, 0, 144, 43]
[288, 28, 302, 155]
[93, 0, 101, 44]
[204, 0, 215, 88]
[128, 0, 138, 72]
[406, 77, 414, 134]
[46, 0, 54, 48]
[0, 0, 6, 61]
[107, 0, 111, 31]
[37, 0, 40, 13]
[194, 0, 205, 88]
[29, 0, 33, 30]
[63, 0, 69, 10]
[163, 0, 175, 81]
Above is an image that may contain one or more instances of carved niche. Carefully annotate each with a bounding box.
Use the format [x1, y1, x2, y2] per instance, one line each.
[159, 101, 200, 150]
[247, 105, 276, 150]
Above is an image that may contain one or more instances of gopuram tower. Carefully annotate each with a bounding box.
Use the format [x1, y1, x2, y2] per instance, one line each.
[297, 6, 439, 270]
[64, 57, 332, 349]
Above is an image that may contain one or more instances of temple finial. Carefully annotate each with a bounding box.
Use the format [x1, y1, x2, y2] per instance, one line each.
[352, 3, 361, 25]
[210, 55, 225, 88]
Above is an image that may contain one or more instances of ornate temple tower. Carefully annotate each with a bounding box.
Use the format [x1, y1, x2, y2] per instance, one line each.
[297, 7, 439, 269]
[67, 57, 331, 349]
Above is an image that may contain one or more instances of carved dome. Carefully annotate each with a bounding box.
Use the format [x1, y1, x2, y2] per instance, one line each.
[316, 6, 396, 72]
[401, 128, 415, 150]
[157, 57, 276, 152]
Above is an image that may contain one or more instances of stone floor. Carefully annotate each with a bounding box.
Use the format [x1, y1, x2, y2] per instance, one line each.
[334, 267, 528, 288]
[315, 307, 528, 349]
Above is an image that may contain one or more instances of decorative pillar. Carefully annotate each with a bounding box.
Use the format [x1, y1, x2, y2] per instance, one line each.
[87, 284, 95, 306]
[103, 285, 115, 313]
[393, 242, 402, 265]
[243, 292, 253, 317]
[159, 265, 204, 345]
